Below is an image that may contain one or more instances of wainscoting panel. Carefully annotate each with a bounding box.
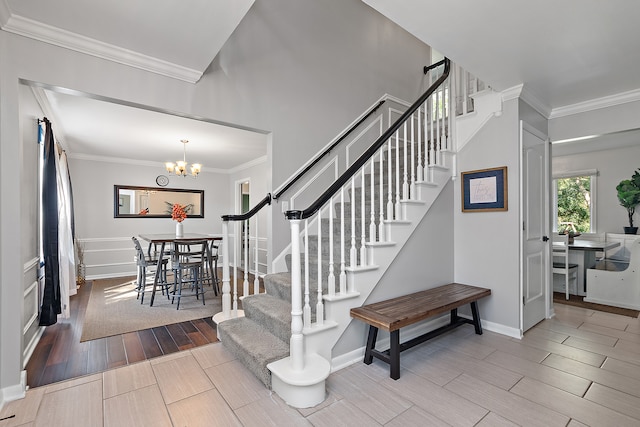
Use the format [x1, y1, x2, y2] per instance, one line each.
[22, 257, 42, 368]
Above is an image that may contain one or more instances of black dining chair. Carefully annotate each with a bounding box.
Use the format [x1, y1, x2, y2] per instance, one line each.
[132, 236, 169, 304]
[169, 240, 208, 309]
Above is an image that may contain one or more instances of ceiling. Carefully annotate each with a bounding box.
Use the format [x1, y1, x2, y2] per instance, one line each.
[363, 0, 640, 116]
[2, 0, 268, 173]
[36, 87, 269, 173]
[5, 1, 640, 168]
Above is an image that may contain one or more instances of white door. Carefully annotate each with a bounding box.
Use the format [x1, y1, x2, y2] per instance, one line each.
[521, 121, 550, 332]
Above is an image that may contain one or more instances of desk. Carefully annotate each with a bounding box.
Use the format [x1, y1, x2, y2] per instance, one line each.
[138, 233, 222, 306]
[567, 239, 621, 295]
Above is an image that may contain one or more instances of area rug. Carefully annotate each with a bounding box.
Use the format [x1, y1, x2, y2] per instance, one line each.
[80, 276, 220, 342]
[553, 292, 640, 318]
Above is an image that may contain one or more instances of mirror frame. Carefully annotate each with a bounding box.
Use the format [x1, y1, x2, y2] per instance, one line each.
[114, 185, 204, 219]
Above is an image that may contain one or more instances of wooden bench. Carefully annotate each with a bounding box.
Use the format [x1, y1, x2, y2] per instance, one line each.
[350, 283, 491, 380]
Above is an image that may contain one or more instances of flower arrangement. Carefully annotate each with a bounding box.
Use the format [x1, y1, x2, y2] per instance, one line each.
[171, 203, 187, 222]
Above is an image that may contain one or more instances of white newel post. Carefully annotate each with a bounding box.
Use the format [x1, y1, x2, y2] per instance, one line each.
[268, 214, 330, 408]
[289, 218, 304, 371]
[213, 220, 232, 324]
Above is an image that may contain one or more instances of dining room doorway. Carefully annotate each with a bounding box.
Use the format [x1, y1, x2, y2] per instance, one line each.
[236, 179, 250, 269]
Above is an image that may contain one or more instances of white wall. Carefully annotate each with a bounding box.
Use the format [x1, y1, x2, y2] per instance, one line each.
[552, 144, 640, 234]
[454, 98, 521, 332]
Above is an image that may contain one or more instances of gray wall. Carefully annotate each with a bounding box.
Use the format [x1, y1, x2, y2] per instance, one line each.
[334, 180, 455, 356]
[454, 98, 522, 332]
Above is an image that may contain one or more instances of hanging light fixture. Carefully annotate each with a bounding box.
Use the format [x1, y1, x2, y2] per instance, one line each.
[165, 139, 202, 178]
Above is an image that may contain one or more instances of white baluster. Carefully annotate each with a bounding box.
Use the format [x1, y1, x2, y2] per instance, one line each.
[369, 157, 376, 243]
[386, 138, 393, 220]
[316, 209, 324, 326]
[350, 177, 357, 267]
[417, 106, 423, 183]
[463, 69, 469, 114]
[402, 122, 408, 204]
[317, 208, 322, 301]
[233, 221, 239, 317]
[378, 146, 386, 242]
[304, 220, 311, 329]
[328, 195, 335, 297]
[360, 169, 367, 266]
[288, 219, 304, 371]
[253, 214, 260, 295]
[243, 219, 249, 298]
[394, 129, 401, 220]
[339, 187, 346, 294]
[429, 73, 434, 170]
[220, 221, 231, 319]
[434, 90, 440, 168]
[410, 112, 416, 198]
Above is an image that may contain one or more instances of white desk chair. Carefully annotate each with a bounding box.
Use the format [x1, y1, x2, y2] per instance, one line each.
[553, 234, 579, 300]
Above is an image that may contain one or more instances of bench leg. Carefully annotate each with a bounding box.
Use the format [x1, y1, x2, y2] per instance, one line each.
[450, 308, 458, 324]
[389, 330, 400, 380]
[363, 326, 378, 365]
[470, 301, 483, 335]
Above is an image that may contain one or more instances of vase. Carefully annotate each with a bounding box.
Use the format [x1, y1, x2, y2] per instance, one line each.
[623, 226, 638, 235]
[175, 221, 183, 237]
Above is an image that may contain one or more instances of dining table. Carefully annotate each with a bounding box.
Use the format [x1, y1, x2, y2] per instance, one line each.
[138, 233, 222, 306]
[566, 239, 621, 295]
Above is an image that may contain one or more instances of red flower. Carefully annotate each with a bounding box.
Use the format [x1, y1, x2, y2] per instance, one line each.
[171, 203, 187, 222]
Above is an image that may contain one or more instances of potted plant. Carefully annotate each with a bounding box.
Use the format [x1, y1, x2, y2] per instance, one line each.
[616, 168, 640, 234]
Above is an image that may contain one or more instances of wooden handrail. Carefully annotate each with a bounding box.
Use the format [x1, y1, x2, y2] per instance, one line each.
[285, 58, 450, 221]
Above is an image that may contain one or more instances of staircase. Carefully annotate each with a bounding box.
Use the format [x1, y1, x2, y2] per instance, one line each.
[216, 59, 497, 408]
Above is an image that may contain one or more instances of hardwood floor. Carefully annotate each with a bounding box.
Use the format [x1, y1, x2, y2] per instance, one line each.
[25, 279, 220, 389]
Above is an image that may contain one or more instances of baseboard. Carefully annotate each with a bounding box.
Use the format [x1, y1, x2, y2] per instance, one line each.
[330, 314, 521, 372]
[583, 296, 640, 312]
[23, 326, 45, 369]
[0, 371, 26, 411]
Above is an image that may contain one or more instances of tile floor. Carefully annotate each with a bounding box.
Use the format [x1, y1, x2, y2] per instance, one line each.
[3, 303, 640, 426]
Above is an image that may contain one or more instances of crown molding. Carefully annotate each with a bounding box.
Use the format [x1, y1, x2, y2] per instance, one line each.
[227, 155, 267, 174]
[2, 14, 202, 83]
[501, 84, 523, 102]
[549, 87, 640, 119]
[66, 152, 255, 175]
[0, 0, 10, 27]
[520, 87, 552, 118]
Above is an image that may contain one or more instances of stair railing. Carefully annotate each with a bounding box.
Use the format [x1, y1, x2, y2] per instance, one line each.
[283, 58, 451, 372]
[215, 97, 390, 323]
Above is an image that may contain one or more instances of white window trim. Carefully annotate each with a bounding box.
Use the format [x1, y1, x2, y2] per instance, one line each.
[552, 169, 598, 233]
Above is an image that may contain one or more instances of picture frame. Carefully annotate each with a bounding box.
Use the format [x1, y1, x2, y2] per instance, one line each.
[461, 166, 508, 212]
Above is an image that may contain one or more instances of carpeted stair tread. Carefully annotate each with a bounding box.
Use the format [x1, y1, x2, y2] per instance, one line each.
[217, 316, 289, 388]
[242, 294, 292, 342]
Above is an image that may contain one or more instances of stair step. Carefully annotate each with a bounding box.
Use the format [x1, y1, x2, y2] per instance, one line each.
[217, 317, 289, 388]
[242, 294, 292, 343]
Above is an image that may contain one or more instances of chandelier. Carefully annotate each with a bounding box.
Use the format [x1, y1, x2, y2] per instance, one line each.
[165, 139, 202, 178]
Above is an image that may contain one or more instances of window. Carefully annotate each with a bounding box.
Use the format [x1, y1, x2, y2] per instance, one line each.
[553, 170, 597, 233]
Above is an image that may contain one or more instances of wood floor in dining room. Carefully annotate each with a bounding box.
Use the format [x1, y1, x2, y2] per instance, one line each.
[25, 272, 251, 389]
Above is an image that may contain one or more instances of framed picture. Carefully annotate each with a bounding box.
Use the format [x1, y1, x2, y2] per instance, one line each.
[461, 166, 508, 212]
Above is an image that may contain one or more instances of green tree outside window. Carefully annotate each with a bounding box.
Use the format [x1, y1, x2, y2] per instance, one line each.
[557, 176, 591, 233]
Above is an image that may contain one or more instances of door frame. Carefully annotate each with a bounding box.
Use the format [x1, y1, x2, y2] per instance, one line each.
[519, 121, 552, 333]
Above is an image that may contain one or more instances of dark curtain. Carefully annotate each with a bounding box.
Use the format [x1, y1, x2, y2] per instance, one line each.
[39, 118, 61, 326]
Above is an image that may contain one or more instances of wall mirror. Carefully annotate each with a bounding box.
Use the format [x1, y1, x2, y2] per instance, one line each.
[114, 185, 204, 218]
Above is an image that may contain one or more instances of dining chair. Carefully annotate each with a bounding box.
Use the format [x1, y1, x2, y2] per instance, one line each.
[552, 233, 579, 300]
[170, 240, 208, 309]
[132, 237, 169, 304]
